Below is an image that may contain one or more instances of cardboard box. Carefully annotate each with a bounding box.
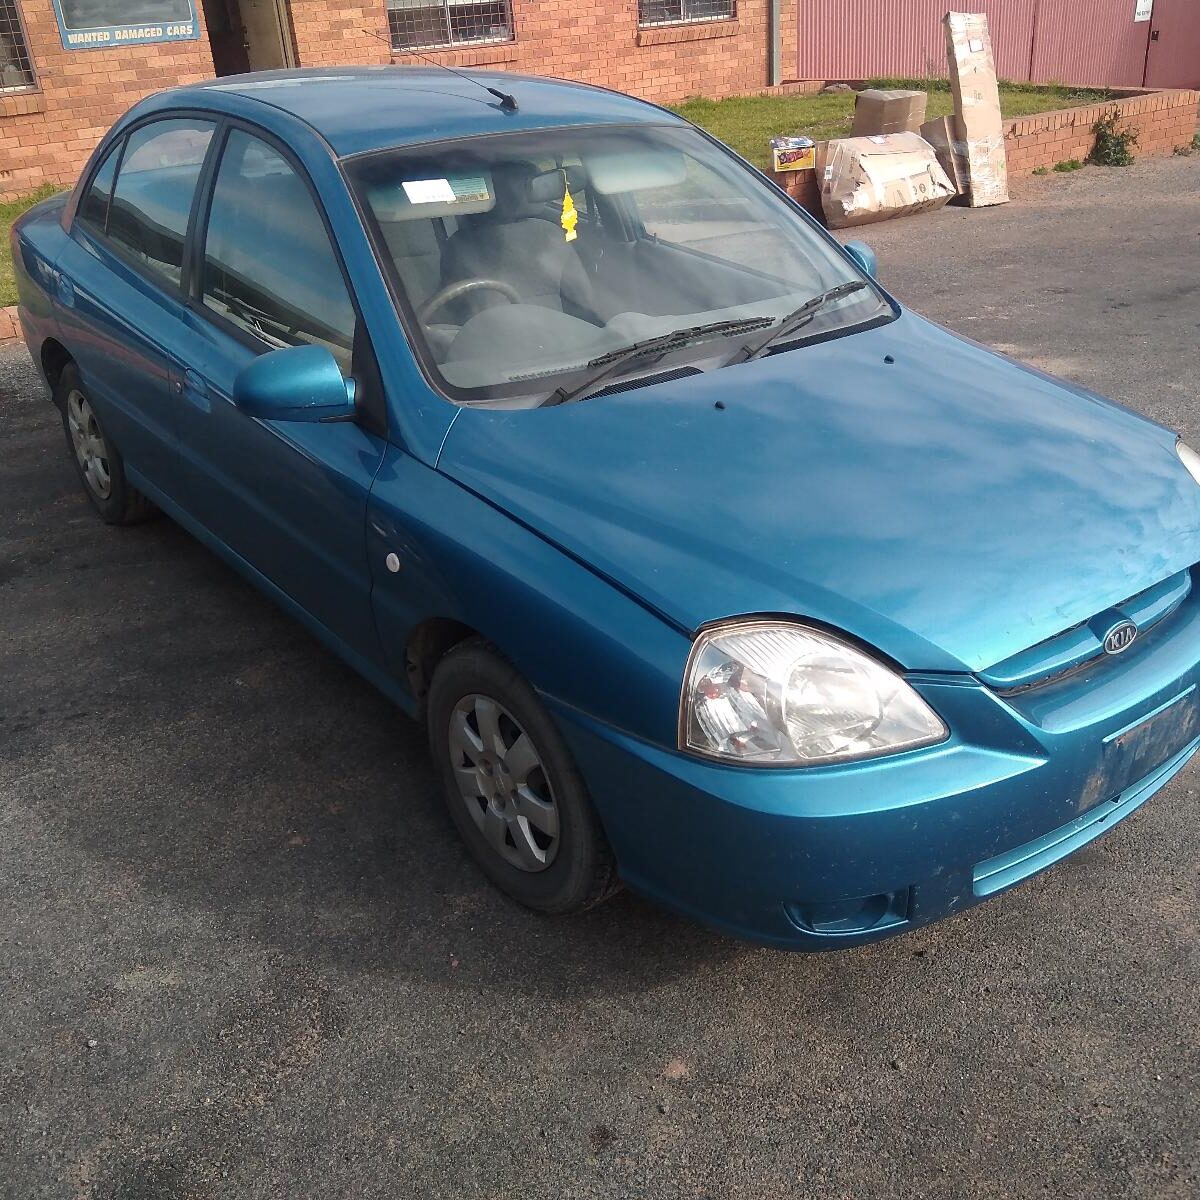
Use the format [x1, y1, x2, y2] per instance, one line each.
[852, 89, 929, 137]
[943, 11, 1010, 208]
[818, 132, 956, 230]
[919, 115, 969, 198]
[770, 136, 817, 173]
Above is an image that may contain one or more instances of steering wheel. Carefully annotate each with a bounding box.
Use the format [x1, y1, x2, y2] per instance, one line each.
[419, 278, 521, 327]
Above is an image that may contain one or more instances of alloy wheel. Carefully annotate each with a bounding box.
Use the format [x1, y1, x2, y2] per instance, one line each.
[66, 390, 112, 500]
[448, 694, 561, 872]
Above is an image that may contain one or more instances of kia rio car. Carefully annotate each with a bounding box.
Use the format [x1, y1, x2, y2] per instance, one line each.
[12, 68, 1200, 948]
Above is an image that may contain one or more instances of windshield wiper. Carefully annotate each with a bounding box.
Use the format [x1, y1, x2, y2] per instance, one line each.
[542, 317, 773, 406]
[721, 281, 870, 367]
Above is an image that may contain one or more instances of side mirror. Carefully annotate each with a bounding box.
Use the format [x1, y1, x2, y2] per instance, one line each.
[843, 240, 877, 279]
[233, 344, 356, 424]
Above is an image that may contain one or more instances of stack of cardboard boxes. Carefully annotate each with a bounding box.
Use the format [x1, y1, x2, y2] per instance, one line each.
[820, 88, 954, 229]
[802, 10, 1010, 227]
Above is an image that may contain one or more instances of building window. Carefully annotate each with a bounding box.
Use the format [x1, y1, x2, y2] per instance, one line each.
[638, 0, 734, 27]
[0, 0, 36, 92]
[388, 0, 513, 51]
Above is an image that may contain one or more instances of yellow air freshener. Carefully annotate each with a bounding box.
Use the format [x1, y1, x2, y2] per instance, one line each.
[560, 183, 578, 243]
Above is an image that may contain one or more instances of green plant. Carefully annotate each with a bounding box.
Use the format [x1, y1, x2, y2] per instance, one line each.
[1089, 108, 1138, 167]
[1032, 166, 1050, 175]
[1054, 159, 1084, 172]
[1176, 134, 1200, 156]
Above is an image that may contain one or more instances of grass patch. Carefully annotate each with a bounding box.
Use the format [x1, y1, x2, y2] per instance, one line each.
[671, 80, 1114, 170]
[1, 186, 61, 307]
[1054, 159, 1085, 172]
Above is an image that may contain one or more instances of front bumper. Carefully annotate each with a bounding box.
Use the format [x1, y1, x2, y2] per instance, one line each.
[547, 575, 1200, 950]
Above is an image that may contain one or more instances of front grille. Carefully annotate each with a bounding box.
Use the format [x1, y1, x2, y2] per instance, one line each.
[979, 568, 1193, 694]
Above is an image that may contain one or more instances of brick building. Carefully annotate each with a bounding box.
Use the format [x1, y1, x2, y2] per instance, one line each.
[1, 0, 799, 198]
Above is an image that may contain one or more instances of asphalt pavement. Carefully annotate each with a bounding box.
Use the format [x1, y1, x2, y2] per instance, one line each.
[2, 154, 1198, 1199]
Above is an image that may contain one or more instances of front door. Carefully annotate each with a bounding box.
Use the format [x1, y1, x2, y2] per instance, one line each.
[1144, 0, 1200, 88]
[239, 0, 294, 69]
[202, 0, 293, 75]
[164, 126, 386, 664]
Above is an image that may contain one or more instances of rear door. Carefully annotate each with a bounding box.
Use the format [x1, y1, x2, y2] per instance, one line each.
[54, 118, 217, 498]
[164, 124, 388, 663]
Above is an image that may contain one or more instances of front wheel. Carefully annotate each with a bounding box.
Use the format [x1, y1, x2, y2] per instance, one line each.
[427, 640, 620, 913]
[57, 363, 156, 525]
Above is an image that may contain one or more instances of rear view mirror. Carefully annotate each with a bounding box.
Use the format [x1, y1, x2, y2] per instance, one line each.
[233, 345, 356, 424]
[843, 240, 878, 279]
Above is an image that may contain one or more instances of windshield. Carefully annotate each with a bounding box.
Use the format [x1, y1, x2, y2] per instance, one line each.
[346, 124, 892, 407]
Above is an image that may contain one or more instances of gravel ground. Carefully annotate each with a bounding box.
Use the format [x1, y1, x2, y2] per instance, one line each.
[1, 155, 1198, 1200]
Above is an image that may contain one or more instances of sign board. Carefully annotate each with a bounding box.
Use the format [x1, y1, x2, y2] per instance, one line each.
[50, 0, 200, 48]
[1134, 0, 1153, 22]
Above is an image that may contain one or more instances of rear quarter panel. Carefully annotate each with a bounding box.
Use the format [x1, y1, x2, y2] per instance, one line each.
[10, 196, 70, 383]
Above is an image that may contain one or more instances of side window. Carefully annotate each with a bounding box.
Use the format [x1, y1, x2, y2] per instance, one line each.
[76, 140, 122, 231]
[105, 119, 215, 287]
[201, 130, 356, 370]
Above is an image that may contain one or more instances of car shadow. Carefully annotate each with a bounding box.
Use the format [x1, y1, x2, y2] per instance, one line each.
[2, 374, 948, 1006]
[7, 486, 755, 999]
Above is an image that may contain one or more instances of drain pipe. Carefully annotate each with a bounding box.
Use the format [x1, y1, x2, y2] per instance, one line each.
[769, 0, 782, 87]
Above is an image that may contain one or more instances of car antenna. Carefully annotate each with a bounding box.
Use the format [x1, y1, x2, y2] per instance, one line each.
[364, 29, 518, 111]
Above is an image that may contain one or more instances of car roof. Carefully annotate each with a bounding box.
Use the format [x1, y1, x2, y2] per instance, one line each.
[168, 67, 686, 158]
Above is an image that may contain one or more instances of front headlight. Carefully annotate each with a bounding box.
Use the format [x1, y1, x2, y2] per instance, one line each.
[680, 620, 947, 766]
[1177, 439, 1200, 487]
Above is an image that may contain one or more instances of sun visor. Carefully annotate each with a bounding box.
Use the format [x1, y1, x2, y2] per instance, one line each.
[585, 150, 687, 195]
[368, 171, 496, 221]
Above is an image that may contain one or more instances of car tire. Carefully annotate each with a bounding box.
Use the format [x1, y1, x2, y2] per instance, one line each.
[427, 639, 621, 913]
[56, 362, 157, 526]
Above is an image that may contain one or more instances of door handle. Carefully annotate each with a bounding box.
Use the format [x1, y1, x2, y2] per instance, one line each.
[174, 367, 211, 412]
[183, 368, 208, 394]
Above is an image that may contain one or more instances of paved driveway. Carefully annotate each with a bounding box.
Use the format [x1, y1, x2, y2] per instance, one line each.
[2, 155, 1198, 1200]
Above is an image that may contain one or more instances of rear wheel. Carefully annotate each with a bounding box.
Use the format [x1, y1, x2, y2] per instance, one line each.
[57, 363, 156, 525]
[427, 640, 620, 913]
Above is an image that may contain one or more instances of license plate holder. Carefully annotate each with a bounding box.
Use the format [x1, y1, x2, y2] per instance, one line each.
[1101, 689, 1200, 802]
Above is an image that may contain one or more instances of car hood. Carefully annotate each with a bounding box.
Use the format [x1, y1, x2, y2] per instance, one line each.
[437, 312, 1200, 673]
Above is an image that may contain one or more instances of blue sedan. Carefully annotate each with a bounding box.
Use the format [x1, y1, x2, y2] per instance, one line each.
[12, 68, 1200, 948]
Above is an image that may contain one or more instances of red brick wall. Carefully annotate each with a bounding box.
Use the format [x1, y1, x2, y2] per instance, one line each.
[1, 0, 215, 198]
[383, 1, 798, 108]
[1003, 87, 1200, 175]
[3, 0, 798, 199]
[286, 0, 390, 69]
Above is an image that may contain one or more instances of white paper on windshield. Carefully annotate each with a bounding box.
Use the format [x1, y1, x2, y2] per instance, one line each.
[402, 178, 457, 205]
